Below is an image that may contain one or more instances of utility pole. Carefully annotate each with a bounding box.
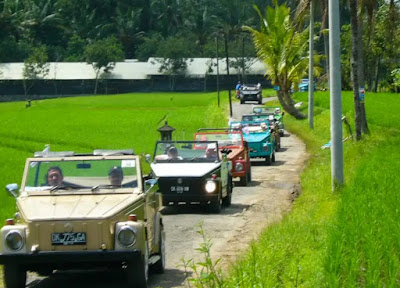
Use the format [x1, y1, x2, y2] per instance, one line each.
[329, 0, 344, 190]
[308, 0, 315, 129]
[216, 36, 220, 107]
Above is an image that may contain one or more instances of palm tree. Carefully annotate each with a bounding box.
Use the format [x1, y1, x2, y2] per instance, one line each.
[244, 1, 321, 119]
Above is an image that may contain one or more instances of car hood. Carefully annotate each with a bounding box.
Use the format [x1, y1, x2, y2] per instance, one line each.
[151, 162, 220, 177]
[17, 193, 144, 221]
[243, 133, 269, 143]
[225, 148, 244, 160]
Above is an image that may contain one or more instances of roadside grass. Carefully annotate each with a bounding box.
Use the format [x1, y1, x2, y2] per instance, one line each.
[218, 91, 400, 287]
[0, 91, 228, 222]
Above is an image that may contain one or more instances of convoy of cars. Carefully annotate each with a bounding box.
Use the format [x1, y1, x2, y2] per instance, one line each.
[0, 99, 286, 287]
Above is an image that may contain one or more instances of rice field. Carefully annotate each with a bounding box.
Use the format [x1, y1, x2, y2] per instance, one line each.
[0, 92, 229, 220]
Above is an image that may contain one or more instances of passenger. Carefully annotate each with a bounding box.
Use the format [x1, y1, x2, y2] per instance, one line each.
[109, 166, 124, 186]
[155, 146, 183, 160]
[204, 143, 218, 160]
[46, 166, 64, 186]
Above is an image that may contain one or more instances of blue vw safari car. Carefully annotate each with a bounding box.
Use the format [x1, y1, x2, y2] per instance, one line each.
[150, 141, 233, 213]
[230, 121, 276, 165]
[0, 149, 165, 288]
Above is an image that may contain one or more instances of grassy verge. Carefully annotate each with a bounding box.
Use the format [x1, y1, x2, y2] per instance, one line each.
[220, 91, 400, 287]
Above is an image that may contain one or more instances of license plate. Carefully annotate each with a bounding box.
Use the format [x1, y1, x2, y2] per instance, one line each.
[51, 232, 86, 245]
[170, 186, 189, 193]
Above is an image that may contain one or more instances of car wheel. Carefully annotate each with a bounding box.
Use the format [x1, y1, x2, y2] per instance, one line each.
[280, 131, 284, 137]
[272, 152, 276, 163]
[126, 242, 149, 288]
[239, 175, 248, 186]
[247, 168, 252, 183]
[209, 198, 222, 213]
[240, 99, 244, 104]
[152, 225, 166, 274]
[258, 97, 262, 104]
[265, 155, 271, 165]
[222, 175, 232, 207]
[3, 264, 26, 288]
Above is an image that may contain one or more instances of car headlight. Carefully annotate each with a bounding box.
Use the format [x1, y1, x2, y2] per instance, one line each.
[117, 226, 136, 247]
[5, 230, 24, 251]
[235, 162, 244, 172]
[205, 181, 217, 193]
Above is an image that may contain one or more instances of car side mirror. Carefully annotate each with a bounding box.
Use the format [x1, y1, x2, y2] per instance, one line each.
[144, 179, 158, 192]
[6, 183, 19, 198]
[145, 154, 151, 163]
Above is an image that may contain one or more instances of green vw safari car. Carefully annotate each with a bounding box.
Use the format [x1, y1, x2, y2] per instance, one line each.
[0, 149, 165, 288]
[151, 141, 233, 213]
[252, 106, 285, 136]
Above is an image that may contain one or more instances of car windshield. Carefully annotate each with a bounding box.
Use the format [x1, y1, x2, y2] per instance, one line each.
[24, 158, 138, 192]
[242, 114, 274, 122]
[194, 132, 243, 148]
[154, 141, 220, 162]
[253, 107, 281, 115]
[230, 121, 270, 134]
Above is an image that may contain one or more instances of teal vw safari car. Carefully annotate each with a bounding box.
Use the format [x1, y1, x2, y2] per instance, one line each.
[230, 121, 276, 165]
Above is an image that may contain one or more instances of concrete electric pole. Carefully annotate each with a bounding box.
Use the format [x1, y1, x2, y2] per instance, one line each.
[308, 0, 315, 129]
[329, 0, 344, 190]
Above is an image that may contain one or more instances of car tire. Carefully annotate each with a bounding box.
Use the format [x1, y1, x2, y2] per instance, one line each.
[222, 175, 232, 207]
[3, 264, 26, 288]
[280, 131, 284, 137]
[209, 198, 222, 213]
[265, 155, 271, 165]
[239, 175, 248, 186]
[258, 98, 262, 104]
[152, 225, 166, 274]
[272, 152, 276, 163]
[247, 168, 252, 183]
[126, 242, 149, 288]
[240, 99, 244, 104]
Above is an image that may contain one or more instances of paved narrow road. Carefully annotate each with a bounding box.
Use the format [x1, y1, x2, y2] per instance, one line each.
[27, 98, 308, 288]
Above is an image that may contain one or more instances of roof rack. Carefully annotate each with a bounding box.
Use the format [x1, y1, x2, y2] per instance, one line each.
[34, 151, 75, 158]
[93, 149, 135, 156]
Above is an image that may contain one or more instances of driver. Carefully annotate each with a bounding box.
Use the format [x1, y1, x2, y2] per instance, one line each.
[46, 166, 64, 186]
[109, 166, 124, 186]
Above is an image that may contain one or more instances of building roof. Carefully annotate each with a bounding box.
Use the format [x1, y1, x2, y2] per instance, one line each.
[0, 58, 266, 80]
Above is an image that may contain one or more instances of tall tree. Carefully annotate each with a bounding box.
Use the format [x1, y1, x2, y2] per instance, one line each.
[84, 37, 124, 94]
[244, 1, 322, 119]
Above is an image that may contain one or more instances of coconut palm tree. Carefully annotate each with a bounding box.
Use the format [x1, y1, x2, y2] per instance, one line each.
[244, 0, 322, 119]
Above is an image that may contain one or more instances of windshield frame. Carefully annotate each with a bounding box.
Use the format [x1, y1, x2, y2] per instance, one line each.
[21, 155, 142, 195]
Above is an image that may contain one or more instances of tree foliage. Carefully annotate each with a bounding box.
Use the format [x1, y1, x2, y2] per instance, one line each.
[22, 45, 49, 95]
[84, 37, 124, 94]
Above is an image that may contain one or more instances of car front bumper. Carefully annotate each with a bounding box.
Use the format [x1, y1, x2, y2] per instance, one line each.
[0, 250, 141, 267]
[162, 193, 219, 204]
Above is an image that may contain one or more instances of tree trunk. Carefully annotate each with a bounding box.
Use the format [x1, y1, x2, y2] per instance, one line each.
[357, 11, 369, 134]
[350, 0, 362, 140]
[277, 90, 306, 120]
[373, 55, 380, 92]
